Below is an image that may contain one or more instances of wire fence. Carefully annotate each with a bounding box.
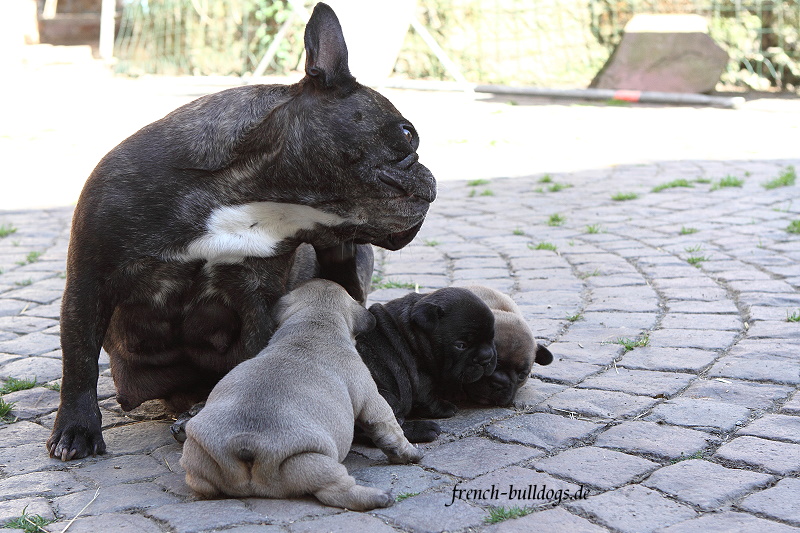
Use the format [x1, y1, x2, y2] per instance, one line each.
[114, 0, 800, 91]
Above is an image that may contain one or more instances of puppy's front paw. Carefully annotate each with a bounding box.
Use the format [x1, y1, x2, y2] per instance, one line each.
[47, 422, 105, 461]
[402, 420, 441, 443]
[387, 443, 423, 464]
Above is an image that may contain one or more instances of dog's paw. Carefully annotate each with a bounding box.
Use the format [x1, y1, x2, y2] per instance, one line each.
[47, 423, 106, 461]
[402, 420, 442, 443]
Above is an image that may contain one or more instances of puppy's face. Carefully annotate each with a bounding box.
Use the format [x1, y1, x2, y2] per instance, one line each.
[462, 313, 553, 406]
[411, 288, 497, 385]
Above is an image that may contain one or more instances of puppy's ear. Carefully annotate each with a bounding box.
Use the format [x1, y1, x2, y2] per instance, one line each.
[351, 304, 376, 337]
[411, 301, 443, 332]
[535, 344, 553, 366]
[303, 3, 355, 89]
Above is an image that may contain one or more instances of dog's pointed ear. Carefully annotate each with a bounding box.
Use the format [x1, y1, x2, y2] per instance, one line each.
[411, 301, 443, 332]
[535, 344, 554, 366]
[352, 304, 376, 337]
[303, 3, 355, 89]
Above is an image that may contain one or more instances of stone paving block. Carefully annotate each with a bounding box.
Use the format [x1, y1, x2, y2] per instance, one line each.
[646, 329, 739, 350]
[101, 420, 176, 456]
[4, 386, 59, 419]
[486, 412, 605, 451]
[745, 320, 800, 340]
[53, 482, 181, 518]
[244, 496, 340, 523]
[782, 393, 800, 415]
[0, 299, 30, 317]
[0, 316, 57, 335]
[373, 490, 485, 533]
[21, 301, 61, 319]
[584, 297, 660, 313]
[738, 477, 800, 526]
[595, 421, 718, 461]
[558, 325, 645, 346]
[148, 500, 265, 532]
[47, 513, 168, 533]
[0, 332, 61, 357]
[683, 378, 793, 410]
[619, 347, 718, 373]
[645, 397, 752, 433]
[436, 406, 515, 436]
[659, 313, 742, 331]
[729, 339, 800, 359]
[512, 379, 567, 410]
[74, 453, 169, 484]
[483, 506, 607, 533]
[0, 470, 90, 500]
[531, 360, 604, 385]
[420, 437, 542, 479]
[0, 356, 62, 382]
[736, 292, 800, 308]
[737, 413, 800, 443]
[715, 436, 800, 474]
[709, 355, 800, 385]
[351, 464, 449, 496]
[456, 465, 585, 506]
[154, 472, 193, 498]
[288, 512, 396, 533]
[544, 341, 622, 366]
[534, 446, 658, 490]
[0, 496, 54, 523]
[666, 301, 739, 314]
[540, 388, 658, 420]
[1, 287, 62, 305]
[0, 441, 64, 476]
[577, 312, 658, 330]
[643, 459, 773, 510]
[655, 510, 800, 533]
[577, 367, 696, 398]
[0, 420, 51, 448]
[565, 484, 697, 533]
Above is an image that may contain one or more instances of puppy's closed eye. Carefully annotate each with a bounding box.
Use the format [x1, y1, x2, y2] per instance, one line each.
[454, 341, 467, 351]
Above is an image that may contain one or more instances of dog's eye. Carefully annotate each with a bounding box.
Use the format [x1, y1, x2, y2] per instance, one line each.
[518, 371, 530, 380]
[454, 341, 467, 351]
[402, 126, 414, 144]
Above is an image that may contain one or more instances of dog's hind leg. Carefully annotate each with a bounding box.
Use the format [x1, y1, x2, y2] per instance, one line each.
[279, 453, 393, 511]
[357, 397, 423, 464]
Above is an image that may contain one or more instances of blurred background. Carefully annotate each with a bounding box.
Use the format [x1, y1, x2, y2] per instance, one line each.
[5, 0, 800, 92]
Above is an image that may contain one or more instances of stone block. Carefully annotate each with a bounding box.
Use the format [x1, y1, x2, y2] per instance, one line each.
[643, 459, 773, 509]
[373, 491, 485, 533]
[486, 412, 605, 451]
[539, 388, 658, 420]
[534, 446, 658, 490]
[483, 506, 607, 533]
[737, 413, 800, 443]
[420, 437, 542, 479]
[645, 397, 752, 433]
[714, 436, 800, 474]
[52, 482, 181, 518]
[594, 420, 718, 461]
[738, 477, 800, 526]
[147, 500, 264, 532]
[656, 511, 800, 533]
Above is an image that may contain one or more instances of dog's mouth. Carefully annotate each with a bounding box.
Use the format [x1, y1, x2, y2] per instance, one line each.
[370, 220, 426, 251]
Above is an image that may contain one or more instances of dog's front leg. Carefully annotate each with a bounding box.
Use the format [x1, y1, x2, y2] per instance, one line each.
[314, 242, 373, 306]
[47, 275, 113, 461]
[357, 397, 422, 464]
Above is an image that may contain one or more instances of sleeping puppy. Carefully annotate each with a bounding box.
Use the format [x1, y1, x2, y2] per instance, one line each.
[459, 286, 553, 406]
[179, 279, 421, 510]
[357, 287, 497, 443]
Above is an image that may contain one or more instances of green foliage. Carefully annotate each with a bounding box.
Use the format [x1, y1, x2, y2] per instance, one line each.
[680, 226, 699, 235]
[615, 334, 649, 353]
[566, 313, 583, 322]
[0, 223, 17, 238]
[485, 506, 535, 524]
[786, 220, 800, 234]
[763, 166, 796, 189]
[611, 192, 638, 201]
[711, 175, 744, 191]
[548, 182, 573, 192]
[513, 228, 524, 236]
[787, 310, 800, 323]
[424, 239, 440, 246]
[0, 398, 16, 422]
[2, 506, 55, 532]
[396, 492, 419, 502]
[468, 179, 490, 186]
[585, 224, 602, 234]
[538, 175, 553, 183]
[1, 377, 38, 394]
[652, 179, 694, 192]
[373, 279, 416, 290]
[547, 214, 565, 226]
[529, 242, 557, 251]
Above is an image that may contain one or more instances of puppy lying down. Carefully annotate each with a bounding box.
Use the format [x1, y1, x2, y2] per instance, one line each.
[180, 280, 421, 510]
[460, 285, 553, 406]
[357, 287, 497, 443]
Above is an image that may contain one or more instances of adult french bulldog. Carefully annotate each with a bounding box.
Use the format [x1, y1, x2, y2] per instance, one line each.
[357, 287, 497, 443]
[180, 280, 421, 510]
[460, 286, 553, 406]
[48, 3, 436, 461]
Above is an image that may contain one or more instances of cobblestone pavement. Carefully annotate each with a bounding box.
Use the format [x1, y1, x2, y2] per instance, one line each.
[2, 69, 800, 532]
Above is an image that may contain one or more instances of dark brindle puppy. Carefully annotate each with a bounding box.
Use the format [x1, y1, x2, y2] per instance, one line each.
[460, 286, 553, 407]
[357, 288, 497, 443]
[47, 3, 436, 461]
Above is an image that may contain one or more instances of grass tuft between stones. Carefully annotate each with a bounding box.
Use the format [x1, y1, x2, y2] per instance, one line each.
[484, 505, 536, 524]
[1, 377, 38, 394]
[762, 165, 796, 189]
[2, 506, 55, 533]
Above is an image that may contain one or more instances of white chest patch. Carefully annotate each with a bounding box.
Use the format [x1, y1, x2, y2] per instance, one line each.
[178, 202, 346, 263]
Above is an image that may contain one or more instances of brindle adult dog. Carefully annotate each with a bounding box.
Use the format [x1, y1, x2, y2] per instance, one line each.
[47, 3, 436, 461]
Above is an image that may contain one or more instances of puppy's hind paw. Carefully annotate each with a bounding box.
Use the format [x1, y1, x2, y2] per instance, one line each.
[402, 420, 442, 443]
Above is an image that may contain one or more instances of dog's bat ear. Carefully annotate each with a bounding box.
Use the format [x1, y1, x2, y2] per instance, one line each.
[303, 3, 355, 89]
[411, 301, 443, 332]
[351, 304, 377, 337]
[535, 344, 554, 366]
